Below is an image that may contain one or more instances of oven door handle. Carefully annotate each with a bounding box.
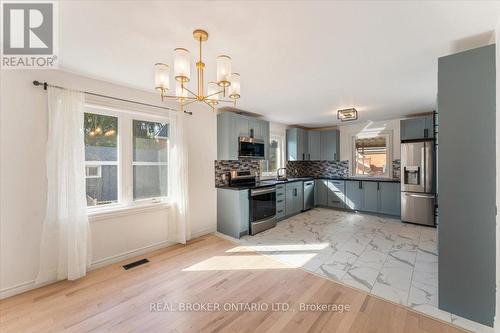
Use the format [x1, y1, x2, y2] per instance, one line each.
[250, 187, 276, 196]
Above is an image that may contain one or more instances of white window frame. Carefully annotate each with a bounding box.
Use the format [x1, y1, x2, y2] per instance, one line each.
[261, 132, 286, 179]
[130, 117, 169, 204]
[85, 104, 170, 216]
[85, 165, 102, 179]
[351, 131, 392, 178]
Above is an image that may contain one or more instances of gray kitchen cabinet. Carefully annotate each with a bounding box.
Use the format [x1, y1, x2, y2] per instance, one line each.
[378, 182, 401, 216]
[362, 181, 378, 213]
[327, 180, 346, 209]
[438, 45, 496, 326]
[314, 179, 328, 206]
[261, 120, 270, 161]
[248, 118, 262, 139]
[400, 115, 434, 141]
[217, 112, 238, 160]
[320, 130, 339, 161]
[236, 115, 249, 138]
[287, 128, 338, 161]
[345, 180, 400, 216]
[345, 180, 363, 210]
[286, 128, 307, 161]
[285, 181, 303, 216]
[217, 112, 270, 160]
[307, 131, 321, 160]
[276, 184, 286, 220]
[217, 188, 249, 238]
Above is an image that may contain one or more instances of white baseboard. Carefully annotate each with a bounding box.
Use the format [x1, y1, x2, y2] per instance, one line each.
[190, 226, 216, 239]
[0, 280, 36, 300]
[89, 240, 173, 270]
[0, 227, 217, 300]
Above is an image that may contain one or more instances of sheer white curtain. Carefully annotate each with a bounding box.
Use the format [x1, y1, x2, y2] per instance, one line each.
[167, 110, 190, 244]
[36, 87, 90, 284]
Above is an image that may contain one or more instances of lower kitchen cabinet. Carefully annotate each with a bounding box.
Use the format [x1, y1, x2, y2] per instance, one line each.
[362, 181, 379, 213]
[217, 188, 249, 238]
[276, 184, 286, 219]
[285, 181, 303, 216]
[328, 191, 345, 209]
[378, 182, 401, 216]
[327, 179, 346, 209]
[345, 180, 401, 216]
[345, 180, 363, 210]
[314, 179, 328, 206]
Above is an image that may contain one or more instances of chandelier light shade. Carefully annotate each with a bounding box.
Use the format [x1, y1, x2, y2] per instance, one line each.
[154, 63, 170, 92]
[153, 29, 241, 111]
[173, 48, 191, 83]
[229, 72, 241, 99]
[216, 55, 232, 87]
[337, 108, 358, 121]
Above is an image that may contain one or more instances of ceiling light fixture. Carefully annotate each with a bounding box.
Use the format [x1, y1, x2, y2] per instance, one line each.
[154, 29, 240, 112]
[337, 108, 358, 121]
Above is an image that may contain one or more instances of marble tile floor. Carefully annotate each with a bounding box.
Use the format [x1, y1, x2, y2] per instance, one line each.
[236, 208, 493, 333]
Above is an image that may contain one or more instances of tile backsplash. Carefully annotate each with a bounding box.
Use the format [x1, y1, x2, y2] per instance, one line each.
[215, 158, 400, 187]
[392, 159, 401, 180]
[215, 160, 260, 187]
[286, 160, 349, 178]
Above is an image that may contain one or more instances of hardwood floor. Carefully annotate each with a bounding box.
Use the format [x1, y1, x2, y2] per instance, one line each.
[0, 234, 466, 333]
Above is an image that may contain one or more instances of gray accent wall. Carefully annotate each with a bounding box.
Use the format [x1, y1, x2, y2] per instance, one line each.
[438, 44, 496, 326]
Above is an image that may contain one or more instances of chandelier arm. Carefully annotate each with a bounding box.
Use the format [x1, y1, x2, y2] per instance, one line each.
[181, 98, 199, 107]
[183, 86, 200, 99]
[205, 90, 225, 99]
[160, 94, 197, 101]
[202, 99, 215, 111]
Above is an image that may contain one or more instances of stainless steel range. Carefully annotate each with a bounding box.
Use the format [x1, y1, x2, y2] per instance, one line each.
[249, 186, 276, 235]
[228, 170, 276, 235]
[400, 140, 436, 226]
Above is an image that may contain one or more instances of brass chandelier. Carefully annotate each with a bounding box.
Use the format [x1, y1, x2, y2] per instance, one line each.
[154, 29, 241, 111]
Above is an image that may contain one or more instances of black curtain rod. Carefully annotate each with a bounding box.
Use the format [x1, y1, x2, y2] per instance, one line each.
[32, 80, 193, 115]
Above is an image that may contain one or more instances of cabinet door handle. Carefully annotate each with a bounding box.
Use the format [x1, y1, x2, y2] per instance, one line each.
[359, 181, 362, 189]
[334, 153, 337, 160]
[377, 182, 380, 191]
[424, 128, 428, 138]
[302, 153, 305, 160]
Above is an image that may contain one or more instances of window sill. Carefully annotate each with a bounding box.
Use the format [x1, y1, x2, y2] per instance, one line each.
[88, 201, 171, 222]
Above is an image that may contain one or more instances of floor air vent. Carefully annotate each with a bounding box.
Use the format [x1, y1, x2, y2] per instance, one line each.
[123, 258, 149, 270]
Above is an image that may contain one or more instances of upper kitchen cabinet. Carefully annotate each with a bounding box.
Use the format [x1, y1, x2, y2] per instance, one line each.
[307, 130, 321, 160]
[286, 128, 339, 161]
[400, 115, 434, 141]
[248, 118, 262, 139]
[286, 128, 307, 161]
[217, 112, 270, 160]
[320, 129, 339, 161]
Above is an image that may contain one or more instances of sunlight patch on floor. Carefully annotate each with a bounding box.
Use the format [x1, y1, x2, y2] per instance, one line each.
[182, 255, 294, 271]
[226, 243, 330, 253]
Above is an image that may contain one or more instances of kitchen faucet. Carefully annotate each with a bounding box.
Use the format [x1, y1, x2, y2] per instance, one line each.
[277, 167, 287, 181]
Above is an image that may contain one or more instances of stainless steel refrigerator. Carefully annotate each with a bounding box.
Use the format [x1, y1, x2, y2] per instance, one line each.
[400, 140, 436, 226]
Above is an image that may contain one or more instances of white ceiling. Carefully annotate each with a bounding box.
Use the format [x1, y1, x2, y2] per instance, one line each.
[59, 1, 500, 127]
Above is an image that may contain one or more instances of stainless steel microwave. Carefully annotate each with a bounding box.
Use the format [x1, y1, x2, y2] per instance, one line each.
[238, 136, 265, 159]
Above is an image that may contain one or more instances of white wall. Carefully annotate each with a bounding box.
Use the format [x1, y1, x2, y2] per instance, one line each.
[0, 69, 217, 298]
[338, 119, 401, 175]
